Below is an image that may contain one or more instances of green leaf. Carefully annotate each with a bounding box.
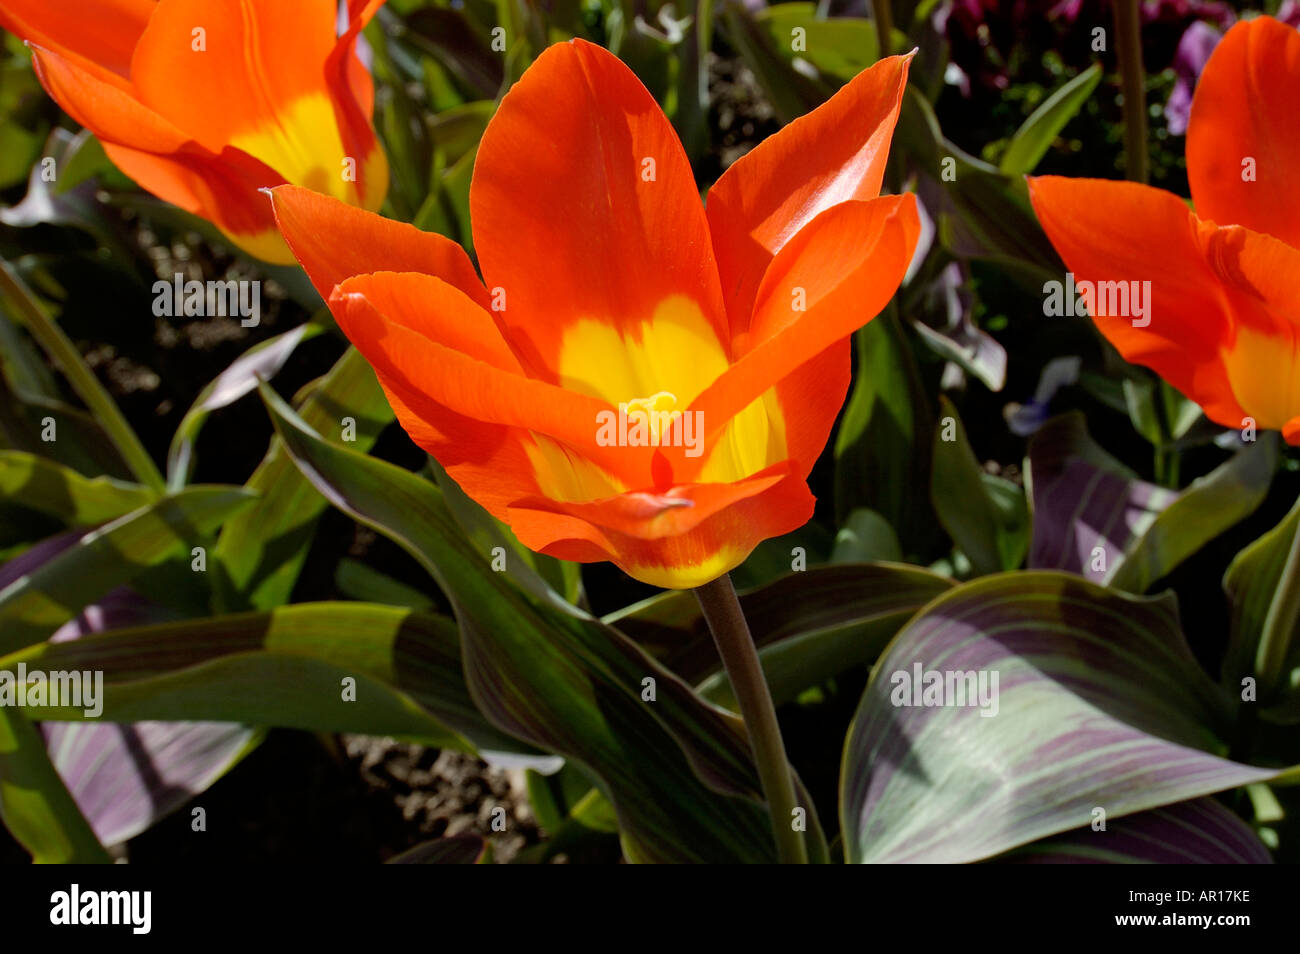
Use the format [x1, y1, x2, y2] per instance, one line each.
[0, 374, 131, 482]
[1026, 414, 1277, 592]
[998, 63, 1101, 175]
[0, 603, 485, 749]
[841, 572, 1279, 863]
[895, 88, 1060, 283]
[0, 258, 164, 492]
[214, 346, 393, 611]
[260, 383, 825, 863]
[167, 323, 319, 489]
[335, 558, 435, 610]
[830, 509, 902, 564]
[1107, 438, 1276, 593]
[834, 308, 933, 555]
[930, 396, 1028, 575]
[695, 564, 952, 709]
[0, 451, 155, 526]
[0, 62, 47, 190]
[1223, 497, 1300, 710]
[0, 707, 110, 863]
[49, 129, 114, 195]
[0, 487, 255, 654]
[429, 100, 495, 166]
[609, 563, 951, 698]
[720, 3, 829, 124]
[429, 459, 583, 606]
[753, 4, 880, 84]
[729, 521, 832, 590]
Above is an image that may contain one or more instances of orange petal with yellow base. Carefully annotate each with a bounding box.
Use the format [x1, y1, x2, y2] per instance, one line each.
[1028, 174, 1300, 439]
[10, 0, 387, 263]
[468, 39, 728, 378]
[271, 40, 919, 587]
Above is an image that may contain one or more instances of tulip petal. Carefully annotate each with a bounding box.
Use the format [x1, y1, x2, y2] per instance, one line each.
[515, 467, 787, 539]
[30, 44, 189, 155]
[688, 194, 920, 470]
[1187, 16, 1300, 249]
[335, 0, 386, 123]
[327, 0, 386, 204]
[1198, 225, 1300, 436]
[468, 39, 728, 376]
[706, 53, 912, 333]
[269, 185, 489, 307]
[1027, 175, 1300, 432]
[30, 44, 289, 259]
[132, 0, 335, 150]
[765, 341, 852, 481]
[103, 141, 290, 259]
[506, 462, 816, 589]
[329, 272, 647, 480]
[132, 0, 383, 210]
[0, 0, 153, 80]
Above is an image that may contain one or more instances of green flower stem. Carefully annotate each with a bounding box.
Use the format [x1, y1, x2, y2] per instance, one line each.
[1113, 0, 1149, 184]
[873, 0, 895, 58]
[1256, 499, 1300, 699]
[0, 259, 165, 494]
[695, 573, 808, 864]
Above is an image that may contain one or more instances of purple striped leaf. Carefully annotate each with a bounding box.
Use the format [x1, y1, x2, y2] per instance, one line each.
[0, 486, 255, 654]
[1026, 414, 1274, 591]
[42, 720, 255, 848]
[38, 587, 257, 848]
[999, 798, 1271, 864]
[841, 572, 1278, 863]
[0, 539, 255, 852]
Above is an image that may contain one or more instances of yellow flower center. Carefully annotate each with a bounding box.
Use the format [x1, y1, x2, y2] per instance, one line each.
[523, 295, 790, 503]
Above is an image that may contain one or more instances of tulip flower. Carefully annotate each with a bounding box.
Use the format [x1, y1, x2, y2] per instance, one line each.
[0, 0, 388, 263]
[270, 39, 918, 590]
[1029, 16, 1300, 442]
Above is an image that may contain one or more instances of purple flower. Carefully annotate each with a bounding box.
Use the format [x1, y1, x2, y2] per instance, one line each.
[1165, 19, 1224, 135]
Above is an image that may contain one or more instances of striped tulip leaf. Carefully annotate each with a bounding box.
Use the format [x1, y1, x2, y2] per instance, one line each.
[166, 322, 320, 488]
[0, 602, 514, 752]
[931, 396, 1029, 575]
[0, 451, 155, 527]
[841, 572, 1278, 863]
[42, 720, 257, 848]
[1026, 413, 1275, 592]
[34, 588, 258, 849]
[608, 563, 951, 705]
[262, 383, 824, 863]
[998, 798, 1271, 864]
[0, 486, 255, 655]
[1223, 496, 1300, 711]
[213, 346, 393, 612]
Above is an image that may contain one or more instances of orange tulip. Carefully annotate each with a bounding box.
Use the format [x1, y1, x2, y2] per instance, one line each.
[0, 0, 388, 263]
[270, 40, 919, 589]
[1028, 16, 1300, 442]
